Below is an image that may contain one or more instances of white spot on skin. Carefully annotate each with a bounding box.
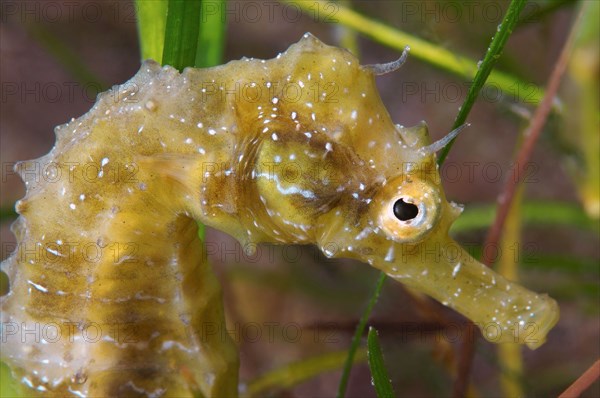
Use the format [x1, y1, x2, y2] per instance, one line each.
[351, 110, 357, 120]
[291, 111, 297, 120]
[69, 203, 76, 210]
[452, 262, 462, 278]
[355, 227, 372, 240]
[272, 97, 279, 104]
[271, 133, 278, 141]
[101, 158, 109, 166]
[385, 246, 395, 262]
[46, 246, 63, 257]
[208, 129, 216, 135]
[28, 280, 48, 293]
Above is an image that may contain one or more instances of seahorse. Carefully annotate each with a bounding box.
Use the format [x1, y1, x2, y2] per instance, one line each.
[0, 33, 559, 397]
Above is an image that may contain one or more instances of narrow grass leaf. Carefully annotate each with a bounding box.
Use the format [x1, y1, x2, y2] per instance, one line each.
[451, 201, 598, 233]
[367, 327, 395, 398]
[337, 272, 386, 398]
[497, 164, 525, 397]
[136, 0, 168, 61]
[162, 0, 203, 71]
[437, 0, 528, 164]
[195, 0, 227, 67]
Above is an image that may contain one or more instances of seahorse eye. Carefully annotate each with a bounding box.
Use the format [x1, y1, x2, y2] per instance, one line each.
[373, 177, 442, 244]
[393, 198, 418, 221]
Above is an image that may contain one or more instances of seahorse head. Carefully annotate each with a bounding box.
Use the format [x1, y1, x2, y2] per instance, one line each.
[300, 122, 558, 349]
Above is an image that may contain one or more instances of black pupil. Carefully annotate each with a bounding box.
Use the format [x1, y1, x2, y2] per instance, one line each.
[393, 199, 419, 221]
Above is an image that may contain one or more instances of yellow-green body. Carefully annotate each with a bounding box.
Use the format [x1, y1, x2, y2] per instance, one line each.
[0, 34, 558, 397]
